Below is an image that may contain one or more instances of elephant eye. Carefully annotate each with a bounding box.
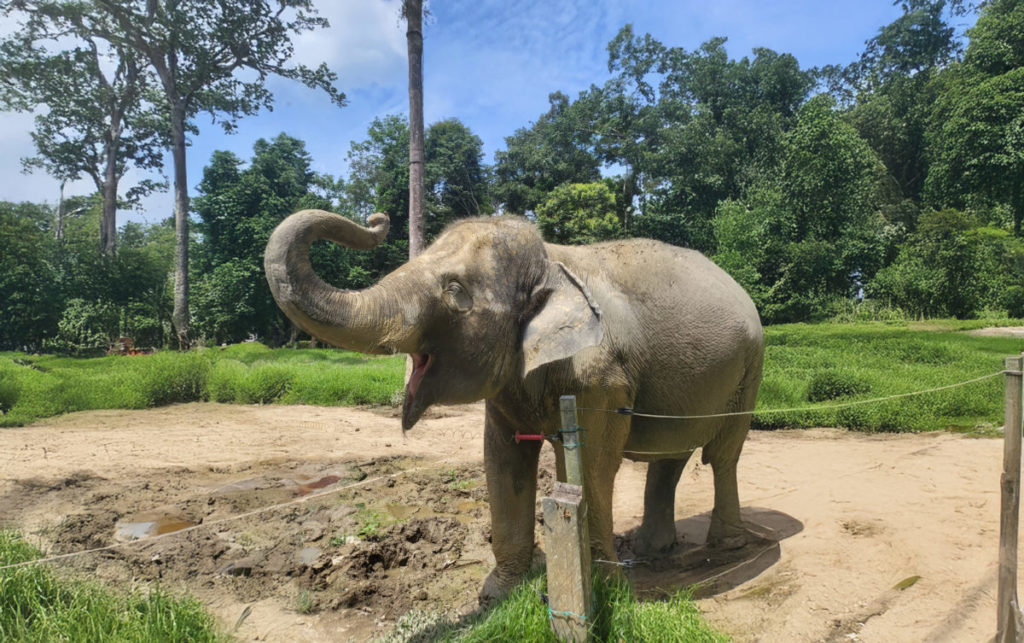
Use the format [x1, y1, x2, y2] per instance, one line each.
[444, 281, 473, 312]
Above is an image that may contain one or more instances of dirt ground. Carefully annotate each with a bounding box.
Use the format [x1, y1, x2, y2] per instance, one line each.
[0, 401, 1018, 642]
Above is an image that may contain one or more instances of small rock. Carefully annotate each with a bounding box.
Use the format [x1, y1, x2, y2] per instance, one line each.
[416, 589, 428, 601]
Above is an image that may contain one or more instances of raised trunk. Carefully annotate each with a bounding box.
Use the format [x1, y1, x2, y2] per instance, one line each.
[406, 0, 425, 259]
[264, 210, 422, 354]
[170, 99, 190, 350]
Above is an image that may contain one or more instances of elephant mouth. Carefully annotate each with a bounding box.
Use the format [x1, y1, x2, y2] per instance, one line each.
[402, 353, 433, 432]
[407, 353, 432, 399]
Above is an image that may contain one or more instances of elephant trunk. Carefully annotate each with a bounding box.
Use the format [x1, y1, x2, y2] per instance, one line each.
[264, 210, 421, 354]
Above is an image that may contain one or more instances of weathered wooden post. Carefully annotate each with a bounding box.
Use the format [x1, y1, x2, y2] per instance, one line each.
[543, 395, 592, 642]
[998, 354, 1024, 643]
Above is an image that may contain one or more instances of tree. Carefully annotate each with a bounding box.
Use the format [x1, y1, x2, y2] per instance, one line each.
[345, 115, 490, 241]
[719, 95, 888, 322]
[492, 92, 602, 215]
[868, 209, 999, 317]
[344, 115, 411, 235]
[424, 118, 489, 234]
[926, 0, 1024, 232]
[404, 0, 425, 258]
[535, 182, 622, 245]
[0, 9, 166, 254]
[38, 0, 346, 348]
[193, 134, 334, 344]
[827, 1, 964, 204]
[0, 202, 61, 350]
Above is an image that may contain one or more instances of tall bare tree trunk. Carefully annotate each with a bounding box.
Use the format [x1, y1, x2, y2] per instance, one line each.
[170, 99, 190, 349]
[405, 0, 425, 259]
[101, 146, 118, 255]
[55, 180, 65, 241]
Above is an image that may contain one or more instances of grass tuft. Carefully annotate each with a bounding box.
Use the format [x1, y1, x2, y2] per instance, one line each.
[0, 530, 224, 641]
[377, 573, 727, 642]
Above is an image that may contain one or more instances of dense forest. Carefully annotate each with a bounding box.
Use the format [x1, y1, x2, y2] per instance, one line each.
[2, 0, 1024, 352]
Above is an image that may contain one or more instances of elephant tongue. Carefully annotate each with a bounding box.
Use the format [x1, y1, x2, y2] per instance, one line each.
[407, 353, 432, 398]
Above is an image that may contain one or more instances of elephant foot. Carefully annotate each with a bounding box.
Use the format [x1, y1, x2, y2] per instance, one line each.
[706, 513, 750, 551]
[478, 568, 523, 605]
[632, 524, 678, 559]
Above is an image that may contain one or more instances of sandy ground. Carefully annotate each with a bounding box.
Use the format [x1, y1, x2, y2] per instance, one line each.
[0, 401, 1018, 642]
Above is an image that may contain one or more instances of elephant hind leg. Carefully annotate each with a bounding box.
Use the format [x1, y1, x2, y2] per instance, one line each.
[703, 388, 757, 548]
[634, 455, 692, 557]
[704, 349, 763, 549]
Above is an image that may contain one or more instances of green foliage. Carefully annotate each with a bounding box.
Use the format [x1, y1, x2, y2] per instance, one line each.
[0, 202, 60, 351]
[424, 118, 491, 234]
[492, 92, 602, 215]
[753, 322, 1014, 432]
[45, 298, 119, 355]
[0, 6, 167, 253]
[806, 369, 871, 402]
[0, 347, 404, 427]
[536, 182, 623, 244]
[380, 573, 726, 642]
[0, 530, 224, 641]
[869, 209, 1024, 318]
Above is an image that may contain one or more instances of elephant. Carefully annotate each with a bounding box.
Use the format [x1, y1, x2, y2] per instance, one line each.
[264, 209, 764, 598]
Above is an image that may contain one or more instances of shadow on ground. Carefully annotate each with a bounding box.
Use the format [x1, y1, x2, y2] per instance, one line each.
[619, 506, 804, 599]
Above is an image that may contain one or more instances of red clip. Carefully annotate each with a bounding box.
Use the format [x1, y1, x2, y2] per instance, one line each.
[514, 432, 545, 443]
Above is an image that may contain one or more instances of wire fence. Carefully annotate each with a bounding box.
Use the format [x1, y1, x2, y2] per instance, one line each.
[0, 369, 1009, 572]
[579, 370, 1006, 421]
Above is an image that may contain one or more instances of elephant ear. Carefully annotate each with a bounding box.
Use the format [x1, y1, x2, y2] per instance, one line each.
[521, 261, 603, 377]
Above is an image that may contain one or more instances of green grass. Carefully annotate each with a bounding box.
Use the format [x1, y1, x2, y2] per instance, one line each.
[0, 343, 405, 427]
[2, 320, 1023, 432]
[754, 321, 1024, 432]
[379, 572, 727, 642]
[0, 530, 224, 641]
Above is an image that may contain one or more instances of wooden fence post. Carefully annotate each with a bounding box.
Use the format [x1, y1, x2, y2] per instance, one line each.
[543, 395, 592, 642]
[998, 354, 1024, 643]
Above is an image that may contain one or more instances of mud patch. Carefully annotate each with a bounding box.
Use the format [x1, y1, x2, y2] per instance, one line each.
[2, 457, 493, 640]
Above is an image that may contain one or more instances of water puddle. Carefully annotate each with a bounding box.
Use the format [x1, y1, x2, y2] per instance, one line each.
[386, 500, 486, 525]
[387, 503, 423, 520]
[296, 475, 342, 496]
[296, 546, 322, 565]
[115, 515, 195, 541]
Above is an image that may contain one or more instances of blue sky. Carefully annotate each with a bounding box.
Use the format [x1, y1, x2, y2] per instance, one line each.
[0, 1, 976, 225]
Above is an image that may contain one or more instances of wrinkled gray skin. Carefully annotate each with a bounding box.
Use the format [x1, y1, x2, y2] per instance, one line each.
[264, 210, 764, 599]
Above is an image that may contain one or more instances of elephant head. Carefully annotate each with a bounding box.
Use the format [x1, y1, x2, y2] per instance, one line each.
[264, 210, 603, 430]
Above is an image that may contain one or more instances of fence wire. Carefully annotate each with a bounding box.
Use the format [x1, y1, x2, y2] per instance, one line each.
[1, 370, 1011, 571]
[577, 370, 1006, 421]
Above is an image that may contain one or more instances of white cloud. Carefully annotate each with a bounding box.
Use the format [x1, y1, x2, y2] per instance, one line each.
[291, 0, 406, 89]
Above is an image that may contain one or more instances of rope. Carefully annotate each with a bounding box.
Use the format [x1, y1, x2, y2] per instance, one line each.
[578, 370, 1005, 421]
[0, 466, 433, 572]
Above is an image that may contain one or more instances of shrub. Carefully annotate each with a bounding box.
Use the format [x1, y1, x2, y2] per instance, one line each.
[128, 352, 209, 406]
[0, 370, 19, 414]
[806, 369, 870, 402]
[44, 298, 118, 355]
[1003, 285, 1024, 318]
[236, 363, 295, 404]
[207, 359, 246, 403]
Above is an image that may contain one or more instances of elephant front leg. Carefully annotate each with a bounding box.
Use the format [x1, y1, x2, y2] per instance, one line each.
[480, 414, 542, 601]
